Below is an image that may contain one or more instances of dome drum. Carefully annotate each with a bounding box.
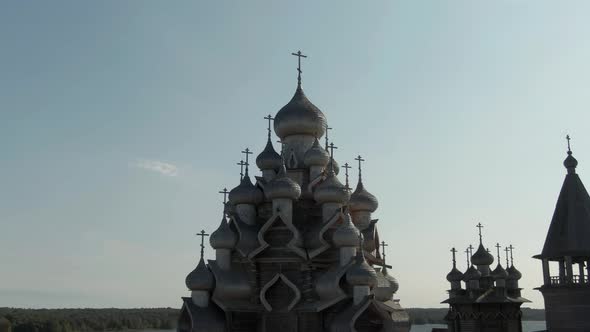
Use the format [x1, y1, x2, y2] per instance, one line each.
[281, 135, 318, 169]
[234, 204, 257, 225]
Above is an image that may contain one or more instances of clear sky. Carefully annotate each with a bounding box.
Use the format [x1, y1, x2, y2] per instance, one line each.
[1, 0, 590, 309]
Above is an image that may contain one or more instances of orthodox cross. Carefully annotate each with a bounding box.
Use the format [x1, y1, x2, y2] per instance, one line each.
[343, 163, 352, 189]
[504, 247, 510, 267]
[566, 134, 572, 153]
[476, 222, 484, 244]
[508, 244, 515, 266]
[196, 230, 210, 259]
[355, 155, 365, 182]
[264, 114, 274, 139]
[495, 243, 502, 264]
[324, 124, 333, 149]
[464, 248, 470, 267]
[451, 247, 457, 268]
[237, 160, 246, 181]
[468, 244, 474, 263]
[218, 188, 229, 204]
[380, 241, 389, 264]
[241, 148, 253, 175]
[291, 50, 307, 86]
[328, 142, 338, 159]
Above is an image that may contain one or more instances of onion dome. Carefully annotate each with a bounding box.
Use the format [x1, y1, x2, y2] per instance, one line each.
[382, 268, 399, 293]
[346, 250, 378, 287]
[446, 267, 464, 282]
[265, 164, 301, 200]
[274, 85, 327, 140]
[333, 212, 360, 247]
[185, 257, 215, 291]
[229, 174, 263, 205]
[256, 138, 283, 171]
[331, 156, 341, 175]
[491, 264, 509, 280]
[471, 244, 494, 266]
[210, 214, 238, 249]
[314, 163, 350, 204]
[564, 150, 578, 172]
[463, 265, 482, 282]
[304, 138, 330, 167]
[349, 181, 378, 212]
[507, 265, 522, 281]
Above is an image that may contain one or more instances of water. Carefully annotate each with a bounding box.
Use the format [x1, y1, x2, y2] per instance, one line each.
[409, 321, 546, 332]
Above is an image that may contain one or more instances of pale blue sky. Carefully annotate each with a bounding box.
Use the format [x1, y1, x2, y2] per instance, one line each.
[1, 1, 590, 309]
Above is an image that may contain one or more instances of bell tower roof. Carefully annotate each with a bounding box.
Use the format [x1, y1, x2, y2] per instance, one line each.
[536, 136, 590, 260]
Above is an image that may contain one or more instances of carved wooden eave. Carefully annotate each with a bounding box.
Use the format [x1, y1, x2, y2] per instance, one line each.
[228, 215, 260, 257]
[308, 209, 343, 259]
[208, 260, 253, 310]
[249, 213, 307, 259]
[259, 273, 302, 312]
[313, 260, 355, 311]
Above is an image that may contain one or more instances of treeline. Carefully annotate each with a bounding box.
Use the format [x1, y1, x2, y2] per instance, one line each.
[0, 308, 178, 332]
[0, 307, 546, 330]
[407, 307, 546, 325]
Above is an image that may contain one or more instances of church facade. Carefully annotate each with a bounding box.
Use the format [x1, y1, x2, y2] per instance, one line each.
[178, 53, 410, 332]
[442, 225, 529, 332]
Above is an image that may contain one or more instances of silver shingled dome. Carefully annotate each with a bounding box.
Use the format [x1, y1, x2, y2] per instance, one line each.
[303, 138, 330, 168]
[314, 164, 350, 204]
[346, 250, 378, 287]
[446, 267, 464, 282]
[383, 268, 399, 293]
[229, 174, 263, 205]
[463, 265, 482, 282]
[471, 244, 494, 266]
[210, 215, 238, 249]
[492, 264, 509, 280]
[265, 164, 302, 200]
[256, 139, 283, 171]
[185, 257, 215, 291]
[507, 265, 522, 281]
[333, 212, 360, 248]
[274, 86, 327, 140]
[349, 181, 378, 213]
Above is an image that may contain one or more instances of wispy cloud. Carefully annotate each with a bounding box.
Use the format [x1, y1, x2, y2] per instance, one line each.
[134, 159, 179, 177]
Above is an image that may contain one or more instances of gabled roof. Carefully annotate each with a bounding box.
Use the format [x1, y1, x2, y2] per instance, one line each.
[536, 151, 590, 260]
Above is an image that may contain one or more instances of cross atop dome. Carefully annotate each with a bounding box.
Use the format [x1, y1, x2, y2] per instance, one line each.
[218, 188, 229, 204]
[264, 114, 274, 139]
[237, 160, 246, 180]
[291, 50, 307, 87]
[196, 230, 209, 259]
[476, 222, 484, 244]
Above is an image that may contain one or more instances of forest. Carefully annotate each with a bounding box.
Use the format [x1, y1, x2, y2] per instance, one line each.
[0, 308, 177, 332]
[0, 307, 545, 331]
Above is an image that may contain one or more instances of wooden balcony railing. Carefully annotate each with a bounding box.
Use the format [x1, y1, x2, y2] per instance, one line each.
[549, 275, 589, 286]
